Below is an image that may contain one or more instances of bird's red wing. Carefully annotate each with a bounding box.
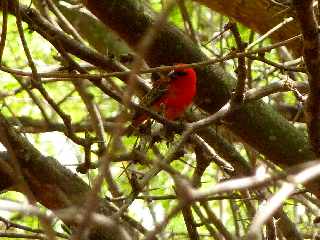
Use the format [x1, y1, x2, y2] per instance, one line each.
[132, 80, 169, 126]
[142, 83, 169, 107]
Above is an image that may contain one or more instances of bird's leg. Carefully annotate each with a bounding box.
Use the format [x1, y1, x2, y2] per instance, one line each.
[176, 118, 186, 133]
[159, 102, 166, 117]
[163, 124, 175, 143]
[137, 119, 152, 136]
[135, 120, 152, 152]
[156, 102, 175, 141]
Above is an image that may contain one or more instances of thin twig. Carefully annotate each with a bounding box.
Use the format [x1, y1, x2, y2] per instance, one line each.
[143, 203, 184, 240]
[0, 216, 68, 239]
[246, 17, 294, 50]
[201, 201, 236, 240]
[45, 0, 85, 43]
[247, 161, 320, 239]
[15, 0, 89, 147]
[0, 0, 8, 63]
[177, 0, 198, 44]
[230, 21, 247, 104]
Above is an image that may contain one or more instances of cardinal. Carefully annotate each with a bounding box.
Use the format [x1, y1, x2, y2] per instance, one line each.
[131, 64, 197, 128]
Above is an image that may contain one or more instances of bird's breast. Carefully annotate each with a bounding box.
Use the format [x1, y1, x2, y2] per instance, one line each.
[165, 79, 196, 107]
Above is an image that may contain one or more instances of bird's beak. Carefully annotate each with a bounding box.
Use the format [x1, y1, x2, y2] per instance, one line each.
[168, 71, 177, 79]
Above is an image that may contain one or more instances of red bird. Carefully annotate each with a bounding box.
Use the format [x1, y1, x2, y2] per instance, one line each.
[132, 64, 197, 127]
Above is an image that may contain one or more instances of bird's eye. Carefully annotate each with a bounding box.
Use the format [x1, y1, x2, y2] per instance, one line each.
[175, 71, 187, 76]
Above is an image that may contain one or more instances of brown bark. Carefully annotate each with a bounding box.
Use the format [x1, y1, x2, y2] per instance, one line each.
[292, 0, 320, 156]
[195, 0, 302, 56]
[56, 3, 131, 56]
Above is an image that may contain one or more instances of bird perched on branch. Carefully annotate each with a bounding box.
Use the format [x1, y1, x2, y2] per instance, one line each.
[131, 64, 197, 129]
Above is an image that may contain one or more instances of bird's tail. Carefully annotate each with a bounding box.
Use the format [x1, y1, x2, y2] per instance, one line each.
[123, 113, 148, 136]
[132, 113, 148, 127]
